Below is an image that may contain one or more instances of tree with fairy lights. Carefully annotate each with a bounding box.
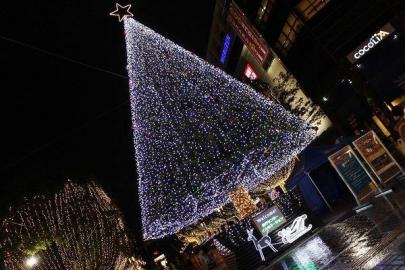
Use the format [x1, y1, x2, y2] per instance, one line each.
[0, 181, 145, 270]
[123, 18, 315, 240]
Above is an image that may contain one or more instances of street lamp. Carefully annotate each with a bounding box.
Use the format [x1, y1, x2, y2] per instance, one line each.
[25, 256, 39, 268]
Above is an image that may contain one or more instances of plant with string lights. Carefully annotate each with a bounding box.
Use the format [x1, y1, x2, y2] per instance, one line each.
[0, 181, 145, 270]
[124, 18, 315, 240]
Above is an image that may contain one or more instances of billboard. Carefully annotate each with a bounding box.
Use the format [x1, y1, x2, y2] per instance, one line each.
[253, 206, 287, 236]
[328, 145, 378, 204]
[353, 131, 402, 183]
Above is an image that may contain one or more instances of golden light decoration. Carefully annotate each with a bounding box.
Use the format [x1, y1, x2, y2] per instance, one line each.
[0, 181, 145, 270]
[229, 186, 257, 219]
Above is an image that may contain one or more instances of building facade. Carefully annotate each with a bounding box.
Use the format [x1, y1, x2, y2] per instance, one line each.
[206, 0, 404, 137]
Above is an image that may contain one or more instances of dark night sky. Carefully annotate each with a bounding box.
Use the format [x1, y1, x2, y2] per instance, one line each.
[0, 0, 215, 237]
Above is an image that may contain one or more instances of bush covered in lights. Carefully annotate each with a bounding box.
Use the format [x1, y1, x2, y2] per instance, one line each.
[0, 181, 144, 270]
[124, 18, 315, 239]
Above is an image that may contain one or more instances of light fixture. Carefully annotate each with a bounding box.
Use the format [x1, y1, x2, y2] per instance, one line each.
[393, 34, 398, 40]
[25, 256, 39, 268]
[356, 63, 361, 68]
[322, 96, 328, 102]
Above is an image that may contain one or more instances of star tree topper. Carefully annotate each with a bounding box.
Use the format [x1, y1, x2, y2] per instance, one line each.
[110, 3, 134, 22]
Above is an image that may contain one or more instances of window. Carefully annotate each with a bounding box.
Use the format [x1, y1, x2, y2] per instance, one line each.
[257, 0, 275, 24]
[296, 0, 330, 21]
[276, 13, 303, 52]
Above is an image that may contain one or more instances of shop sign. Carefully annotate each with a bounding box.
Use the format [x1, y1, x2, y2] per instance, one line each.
[347, 23, 395, 63]
[227, 2, 269, 64]
[353, 130, 402, 183]
[328, 145, 378, 204]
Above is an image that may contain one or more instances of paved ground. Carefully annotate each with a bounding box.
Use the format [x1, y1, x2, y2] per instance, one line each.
[262, 179, 405, 270]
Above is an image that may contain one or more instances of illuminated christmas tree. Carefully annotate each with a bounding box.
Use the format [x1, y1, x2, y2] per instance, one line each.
[0, 181, 145, 270]
[124, 18, 315, 239]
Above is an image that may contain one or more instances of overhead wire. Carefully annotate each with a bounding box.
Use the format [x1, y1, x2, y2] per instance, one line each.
[0, 33, 131, 173]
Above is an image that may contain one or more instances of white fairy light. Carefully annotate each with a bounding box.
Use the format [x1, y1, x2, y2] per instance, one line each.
[124, 18, 315, 239]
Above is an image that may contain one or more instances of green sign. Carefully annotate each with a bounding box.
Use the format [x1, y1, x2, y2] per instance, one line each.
[253, 206, 287, 236]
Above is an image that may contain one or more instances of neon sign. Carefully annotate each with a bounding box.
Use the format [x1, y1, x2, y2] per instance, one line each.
[220, 34, 232, 64]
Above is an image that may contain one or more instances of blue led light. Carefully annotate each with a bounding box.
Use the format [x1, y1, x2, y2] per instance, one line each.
[220, 34, 232, 64]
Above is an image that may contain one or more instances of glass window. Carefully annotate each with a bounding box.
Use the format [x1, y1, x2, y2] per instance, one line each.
[297, 0, 330, 20]
[277, 13, 303, 52]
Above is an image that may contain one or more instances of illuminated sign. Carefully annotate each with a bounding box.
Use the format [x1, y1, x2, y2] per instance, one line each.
[244, 63, 258, 80]
[220, 34, 232, 64]
[347, 23, 395, 63]
[253, 206, 286, 236]
[227, 2, 269, 64]
[248, 214, 313, 261]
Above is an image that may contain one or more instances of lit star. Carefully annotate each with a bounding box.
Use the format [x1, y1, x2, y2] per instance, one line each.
[109, 3, 133, 22]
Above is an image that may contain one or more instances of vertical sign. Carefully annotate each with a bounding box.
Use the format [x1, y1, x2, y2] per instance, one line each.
[328, 145, 378, 204]
[353, 130, 402, 183]
[227, 2, 269, 65]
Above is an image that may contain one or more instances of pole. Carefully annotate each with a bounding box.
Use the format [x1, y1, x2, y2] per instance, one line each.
[305, 172, 334, 213]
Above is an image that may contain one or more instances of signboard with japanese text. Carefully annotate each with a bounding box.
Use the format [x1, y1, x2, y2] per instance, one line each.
[253, 206, 287, 236]
[328, 145, 378, 204]
[353, 131, 402, 183]
[227, 2, 269, 65]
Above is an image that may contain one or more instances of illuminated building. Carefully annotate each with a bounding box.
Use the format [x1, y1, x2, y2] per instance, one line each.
[206, 0, 404, 136]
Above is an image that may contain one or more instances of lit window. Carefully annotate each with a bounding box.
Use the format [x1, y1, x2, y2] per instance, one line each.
[297, 0, 330, 21]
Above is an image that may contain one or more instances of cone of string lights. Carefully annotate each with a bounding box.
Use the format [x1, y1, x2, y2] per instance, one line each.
[124, 18, 315, 239]
[0, 181, 144, 270]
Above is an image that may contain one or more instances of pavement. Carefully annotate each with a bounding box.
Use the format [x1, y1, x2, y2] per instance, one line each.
[261, 177, 405, 270]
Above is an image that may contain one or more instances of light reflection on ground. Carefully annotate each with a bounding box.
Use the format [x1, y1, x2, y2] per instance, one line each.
[265, 188, 405, 270]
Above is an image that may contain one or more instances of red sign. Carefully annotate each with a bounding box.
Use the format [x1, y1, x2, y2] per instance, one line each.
[244, 63, 258, 80]
[227, 2, 269, 64]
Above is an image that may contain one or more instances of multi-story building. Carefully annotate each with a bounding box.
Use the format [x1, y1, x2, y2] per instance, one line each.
[206, 0, 404, 137]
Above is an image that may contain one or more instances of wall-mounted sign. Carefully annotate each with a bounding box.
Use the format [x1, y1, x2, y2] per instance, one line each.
[244, 63, 258, 80]
[220, 34, 232, 64]
[328, 145, 378, 204]
[347, 23, 395, 63]
[353, 130, 402, 183]
[253, 206, 286, 236]
[227, 2, 269, 64]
